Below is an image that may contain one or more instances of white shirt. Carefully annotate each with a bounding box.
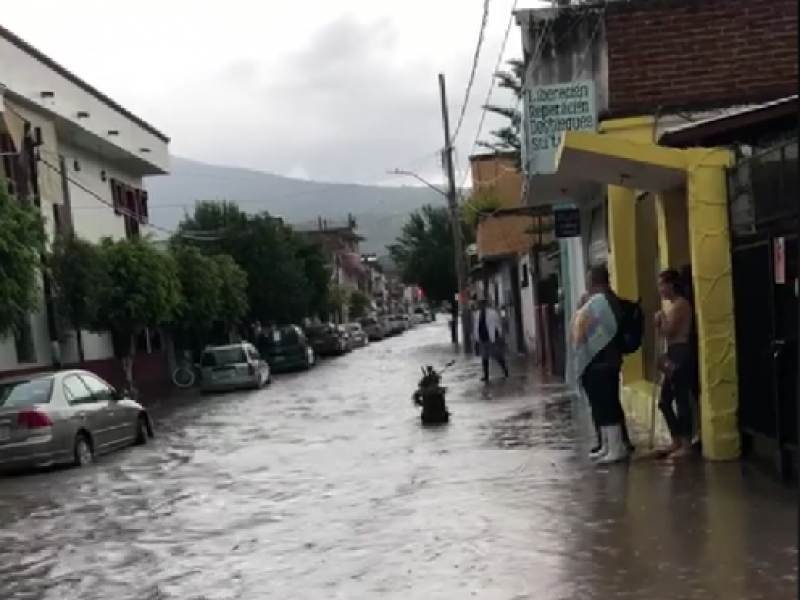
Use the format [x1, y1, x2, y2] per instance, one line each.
[473, 307, 502, 343]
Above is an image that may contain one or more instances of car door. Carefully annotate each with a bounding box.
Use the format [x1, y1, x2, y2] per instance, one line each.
[62, 375, 114, 452]
[79, 373, 134, 448]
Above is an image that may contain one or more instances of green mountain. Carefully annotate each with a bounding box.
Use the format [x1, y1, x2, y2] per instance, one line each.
[145, 157, 446, 253]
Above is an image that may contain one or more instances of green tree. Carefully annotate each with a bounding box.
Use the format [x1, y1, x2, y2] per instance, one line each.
[389, 204, 474, 340]
[92, 237, 182, 392]
[0, 187, 47, 337]
[176, 201, 311, 325]
[212, 253, 249, 339]
[348, 289, 371, 320]
[170, 245, 223, 352]
[461, 189, 503, 228]
[478, 58, 525, 168]
[287, 234, 331, 320]
[49, 234, 107, 363]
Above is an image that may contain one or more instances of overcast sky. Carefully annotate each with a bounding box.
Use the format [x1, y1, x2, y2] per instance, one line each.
[5, 0, 545, 186]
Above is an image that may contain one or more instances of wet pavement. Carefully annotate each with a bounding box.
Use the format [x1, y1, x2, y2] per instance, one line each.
[0, 323, 796, 600]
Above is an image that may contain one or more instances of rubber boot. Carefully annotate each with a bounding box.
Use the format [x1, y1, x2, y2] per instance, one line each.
[589, 427, 608, 460]
[596, 425, 628, 464]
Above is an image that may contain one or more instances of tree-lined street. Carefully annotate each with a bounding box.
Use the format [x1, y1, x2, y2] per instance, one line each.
[0, 323, 795, 600]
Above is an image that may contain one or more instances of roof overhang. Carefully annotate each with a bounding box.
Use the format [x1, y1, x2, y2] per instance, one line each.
[659, 95, 798, 148]
[555, 131, 686, 193]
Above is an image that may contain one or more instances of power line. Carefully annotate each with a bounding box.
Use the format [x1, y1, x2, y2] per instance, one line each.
[450, 0, 493, 144]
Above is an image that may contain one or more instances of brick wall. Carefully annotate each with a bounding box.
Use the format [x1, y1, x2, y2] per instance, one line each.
[605, 0, 797, 117]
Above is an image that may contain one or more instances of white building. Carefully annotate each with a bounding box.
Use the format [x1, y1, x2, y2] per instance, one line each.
[0, 25, 170, 377]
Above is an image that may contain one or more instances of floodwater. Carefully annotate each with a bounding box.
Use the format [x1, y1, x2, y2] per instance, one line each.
[0, 323, 796, 599]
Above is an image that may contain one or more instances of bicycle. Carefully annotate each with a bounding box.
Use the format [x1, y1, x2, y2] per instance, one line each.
[172, 352, 199, 389]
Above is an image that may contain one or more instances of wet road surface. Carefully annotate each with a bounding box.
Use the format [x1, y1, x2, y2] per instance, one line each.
[0, 324, 796, 599]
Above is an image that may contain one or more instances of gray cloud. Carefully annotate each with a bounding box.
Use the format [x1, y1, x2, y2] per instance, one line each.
[150, 15, 513, 185]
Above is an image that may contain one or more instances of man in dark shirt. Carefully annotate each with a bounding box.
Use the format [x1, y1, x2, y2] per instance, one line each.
[580, 265, 631, 463]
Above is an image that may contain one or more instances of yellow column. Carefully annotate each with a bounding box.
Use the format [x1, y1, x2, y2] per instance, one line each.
[684, 148, 739, 460]
[607, 184, 644, 382]
[655, 190, 690, 272]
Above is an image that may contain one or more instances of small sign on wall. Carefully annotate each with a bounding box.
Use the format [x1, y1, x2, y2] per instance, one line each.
[554, 208, 581, 238]
[774, 236, 785, 284]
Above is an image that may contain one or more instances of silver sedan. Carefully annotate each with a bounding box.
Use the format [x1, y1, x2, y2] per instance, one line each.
[0, 369, 153, 472]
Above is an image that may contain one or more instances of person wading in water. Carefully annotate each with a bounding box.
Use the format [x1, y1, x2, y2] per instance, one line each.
[655, 269, 695, 459]
[474, 298, 509, 382]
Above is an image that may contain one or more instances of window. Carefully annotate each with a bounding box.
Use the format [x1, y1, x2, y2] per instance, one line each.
[0, 378, 53, 407]
[78, 374, 116, 401]
[63, 376, 94, 405]
[14, 318, 36, 364]
[1, 133, 17, 197]
[201, 347, 247, 367]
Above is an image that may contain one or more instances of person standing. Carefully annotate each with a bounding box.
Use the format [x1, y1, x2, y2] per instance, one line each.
[572, 265, 629, 464]
[473, 298, 509, 382]
[655, 269, 695, 459]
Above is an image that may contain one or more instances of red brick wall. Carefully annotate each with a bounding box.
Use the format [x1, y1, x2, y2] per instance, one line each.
[605, 0, 798, 117]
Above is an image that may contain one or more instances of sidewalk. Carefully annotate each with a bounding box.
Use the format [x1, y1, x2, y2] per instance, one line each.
[446, 355, 797, 600]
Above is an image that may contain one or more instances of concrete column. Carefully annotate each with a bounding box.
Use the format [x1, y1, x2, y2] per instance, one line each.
[607, 185, 644, 382]
[684, 148, 739, 461]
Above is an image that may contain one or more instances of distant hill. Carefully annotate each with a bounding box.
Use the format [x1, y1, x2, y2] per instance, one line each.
[145, 157, 446, 254]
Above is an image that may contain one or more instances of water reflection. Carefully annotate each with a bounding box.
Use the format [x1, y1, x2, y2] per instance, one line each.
[0, 324, 795, 599]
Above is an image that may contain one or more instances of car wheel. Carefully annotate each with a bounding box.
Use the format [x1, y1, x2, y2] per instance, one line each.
[73, 433, 94, 467]
[134, 414, 150, 446]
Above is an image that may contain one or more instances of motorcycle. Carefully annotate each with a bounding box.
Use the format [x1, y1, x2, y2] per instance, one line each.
[412, 360, 455, 426]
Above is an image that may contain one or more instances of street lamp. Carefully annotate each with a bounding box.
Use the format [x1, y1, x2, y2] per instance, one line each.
[386, 169, 447, 198]
[386, 167, 471, 350]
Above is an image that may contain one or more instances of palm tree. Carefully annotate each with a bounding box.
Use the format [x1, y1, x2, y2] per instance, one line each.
[477, 58, 525, 169]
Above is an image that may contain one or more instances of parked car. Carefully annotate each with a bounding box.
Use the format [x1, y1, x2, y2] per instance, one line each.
[389, 315, 407, 335]
[199, 342, 271, 393]
[414, 306, 434, 323]
[344, 323, 369, 348]
[0, 369, 153, 473]
[306, 323, 348, 357]
[258, 325, 316, 372]
[359, 316, 385, 341]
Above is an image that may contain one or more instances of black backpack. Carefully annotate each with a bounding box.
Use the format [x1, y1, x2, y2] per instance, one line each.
[617, 298, 644, 355]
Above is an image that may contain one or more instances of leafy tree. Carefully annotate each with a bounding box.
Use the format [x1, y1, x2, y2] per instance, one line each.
[478, 58, 525, 168]
[389, 205, 474, 341]
[325, 284, 349, 323]
[49, 234, 107, 362]
[176, 200, 312, 325]
[91, 237, 182, 392]
[0, 187, 47, 337]
[170, 245, 223, 352]
[212, 253, 249, 339]
[461, 189, 503, 228]
[288, 234, 331, 320]
[348, 289, 371, 320]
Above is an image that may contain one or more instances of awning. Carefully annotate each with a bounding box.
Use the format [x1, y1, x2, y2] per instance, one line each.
[553, 131, 686, 193]
[521, 171, 600, 207]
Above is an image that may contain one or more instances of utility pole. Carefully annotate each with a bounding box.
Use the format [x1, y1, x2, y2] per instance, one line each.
[438, 73, 471, 352]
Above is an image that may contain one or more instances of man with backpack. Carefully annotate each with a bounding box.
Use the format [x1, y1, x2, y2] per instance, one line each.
[574, 265, 640, 463]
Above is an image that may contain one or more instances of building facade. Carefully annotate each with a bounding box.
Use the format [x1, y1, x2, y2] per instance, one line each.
[515, 0, 797, 461]
[0, 25, 171, 389]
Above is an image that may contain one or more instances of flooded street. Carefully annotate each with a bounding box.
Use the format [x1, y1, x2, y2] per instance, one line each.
[0, 324, 796, 600]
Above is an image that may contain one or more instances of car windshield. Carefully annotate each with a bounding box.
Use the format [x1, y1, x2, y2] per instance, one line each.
[307, 325, 332, 337]
[0, 378, 53, 408]
[346, 324, 361, 333]
[262, 328, 301, 346]
[360, 318, 376, 327]
[201, 347, 247, 367]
